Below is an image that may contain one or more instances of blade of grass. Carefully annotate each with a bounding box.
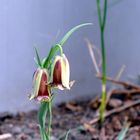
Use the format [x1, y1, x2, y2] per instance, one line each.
[34, 57, 40, 67]
[35, 47, 42, 67]
[64, 130, 71, 140]
[58, 126, 83, 140]
[117, 122, 130, 140]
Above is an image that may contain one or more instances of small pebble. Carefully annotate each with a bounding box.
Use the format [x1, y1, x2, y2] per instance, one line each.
[12, 126, 22, 134]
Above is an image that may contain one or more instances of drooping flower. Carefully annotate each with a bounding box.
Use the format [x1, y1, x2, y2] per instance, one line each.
[30, 68, 50, 101]
[50, 54, 71, 90]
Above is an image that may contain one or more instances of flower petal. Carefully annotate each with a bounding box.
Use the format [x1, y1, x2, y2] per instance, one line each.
[61, 54, 70, 89]
[30, 68, 50, 100]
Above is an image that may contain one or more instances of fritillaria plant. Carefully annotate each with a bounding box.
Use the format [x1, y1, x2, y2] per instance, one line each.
[29, 23, 92, 140]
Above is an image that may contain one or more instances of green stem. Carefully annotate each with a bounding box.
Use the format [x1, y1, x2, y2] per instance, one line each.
[102, 0, 107, 31]
[38, 101, 49, 140]
[96, 0, 103, 31]
[99, 84, 106, 124]
[99, 28, 106, 124]
[96, 0, 108, 124]
[100, 28, 106, 85]
[47, 101, 52, 139]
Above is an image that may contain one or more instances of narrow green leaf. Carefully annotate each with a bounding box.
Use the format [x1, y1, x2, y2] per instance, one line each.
[34, 57, 40, 67]
[59, 23, 93, 46]
[38, 101, 49, 140]
[58, 126, 83, 140]
[117, 123, 130, 140]
[43, 44, 62, 68]
[39, 126, 49, 140]
[64, 130, 71, 140]
[41, 57, 47, 67]
[43, 23, 93, 68]
[35, 47, 42, 67]
[38, 101, 49, 129]
[46, 101, 52, 138]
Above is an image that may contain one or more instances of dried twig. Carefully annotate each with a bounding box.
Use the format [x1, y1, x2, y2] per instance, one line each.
[88, 99, 140, 125]
[85, 39, 101, 75]
[106, 65, 126, 103]
[110, 89, 140, 95]
[96, 74, 140, 90]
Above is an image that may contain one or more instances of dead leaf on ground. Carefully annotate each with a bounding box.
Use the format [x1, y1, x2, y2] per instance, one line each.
[65, 102, 82, 112]
[108, 98, 123, 108]
[89, 96, 100, 109]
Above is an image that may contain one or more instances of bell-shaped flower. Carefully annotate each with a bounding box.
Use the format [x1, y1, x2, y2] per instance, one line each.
[30, 68, 50, 101]
[50, 54, 71, 90]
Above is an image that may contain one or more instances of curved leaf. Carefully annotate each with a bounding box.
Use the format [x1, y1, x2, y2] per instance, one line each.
[59, 23, 93, 46]
[43, 23, 93, 68]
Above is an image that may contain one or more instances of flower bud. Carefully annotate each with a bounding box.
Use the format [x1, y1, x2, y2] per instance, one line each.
[30, 68, 50, 101]
[50, 54, 70, 90]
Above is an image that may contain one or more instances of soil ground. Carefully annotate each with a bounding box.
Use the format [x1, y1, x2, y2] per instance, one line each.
[0, 97, 140, 140]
